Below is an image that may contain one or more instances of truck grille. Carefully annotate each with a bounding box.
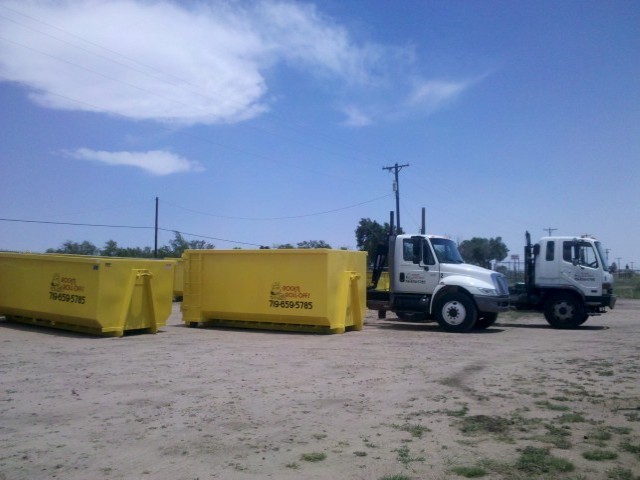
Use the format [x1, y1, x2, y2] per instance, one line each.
[492, 273, 510, 295]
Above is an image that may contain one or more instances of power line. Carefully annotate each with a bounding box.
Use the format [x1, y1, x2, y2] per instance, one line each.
[156, 228, 261, 248]
[0, 217, 259, 247]
[161, 194, 393, 221]
[0, 218, 152, 230]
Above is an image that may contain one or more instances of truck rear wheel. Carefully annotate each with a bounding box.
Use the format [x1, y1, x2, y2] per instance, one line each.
[543, 294, 585, 328]
[435, 292, 477, 333]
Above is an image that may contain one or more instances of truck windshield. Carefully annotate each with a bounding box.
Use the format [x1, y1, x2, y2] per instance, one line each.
[430, 238, 465, 264]
[595, 241, 610, 271]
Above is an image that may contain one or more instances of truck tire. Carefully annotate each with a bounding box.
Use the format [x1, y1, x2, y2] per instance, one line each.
[474, 312, 498, 330]
[543, 294, 586, 328]
[435, 292, 477, 333]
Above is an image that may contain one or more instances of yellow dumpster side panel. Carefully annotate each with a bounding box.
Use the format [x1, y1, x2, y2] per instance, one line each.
[0, 253, 174, 336]
[182, 249, 366, 333]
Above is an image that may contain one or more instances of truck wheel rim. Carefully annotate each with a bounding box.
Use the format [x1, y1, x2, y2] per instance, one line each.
[553, 301, 574, 321]
[442, 301, 466, 325]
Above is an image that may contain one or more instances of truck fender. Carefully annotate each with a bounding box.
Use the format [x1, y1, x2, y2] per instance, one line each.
[429, 284, 472, 315]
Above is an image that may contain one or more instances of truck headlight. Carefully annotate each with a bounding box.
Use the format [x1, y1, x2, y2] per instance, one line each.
[478, 287, 498, 295]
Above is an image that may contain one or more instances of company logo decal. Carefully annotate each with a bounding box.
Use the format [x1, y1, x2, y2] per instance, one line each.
[49, 273, 87, 304]
[269, 282, 313, 310]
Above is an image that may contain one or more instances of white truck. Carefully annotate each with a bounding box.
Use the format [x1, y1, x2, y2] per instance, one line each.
[510, 231, 616, 327]
[367, 233, 510, 333]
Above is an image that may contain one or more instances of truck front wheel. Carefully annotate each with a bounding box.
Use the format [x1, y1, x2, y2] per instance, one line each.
[475, 312, 498, 329]
[435, 292, 477, 333]
[543, 294, 585, 328]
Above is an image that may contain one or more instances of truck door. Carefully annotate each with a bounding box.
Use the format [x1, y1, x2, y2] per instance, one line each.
[393, 237, 440, 295]
[561, 240, 602, 296]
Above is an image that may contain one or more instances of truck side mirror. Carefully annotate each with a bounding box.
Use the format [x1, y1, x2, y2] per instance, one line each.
[411, 236, 422, 264]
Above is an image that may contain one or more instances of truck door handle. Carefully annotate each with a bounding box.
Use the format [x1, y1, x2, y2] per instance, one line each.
[399, 273, 405, 282]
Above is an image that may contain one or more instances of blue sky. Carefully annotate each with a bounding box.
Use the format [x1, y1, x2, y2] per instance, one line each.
[1, 0, 638, 268]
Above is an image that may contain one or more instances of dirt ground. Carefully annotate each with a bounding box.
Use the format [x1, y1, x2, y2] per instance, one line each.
[1, 300, 639, 480]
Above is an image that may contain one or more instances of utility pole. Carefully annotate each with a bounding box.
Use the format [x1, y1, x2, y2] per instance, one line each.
[382, 163, 409, 232]
[154, 196, 159, 258]
[544, 227, 557, 236]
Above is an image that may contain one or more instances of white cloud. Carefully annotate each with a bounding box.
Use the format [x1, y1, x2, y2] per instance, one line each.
[341, 106, 373, 127]
[68, 148, 203, 175]
[0, 1, 483, 127]
[408, 80, 470, 109]
[0, 0, 381, 125]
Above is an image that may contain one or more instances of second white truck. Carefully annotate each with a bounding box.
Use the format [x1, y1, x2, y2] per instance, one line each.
[510, 231, 616, 327]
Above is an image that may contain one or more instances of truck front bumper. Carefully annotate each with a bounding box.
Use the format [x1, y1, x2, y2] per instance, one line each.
[474, 294, 510, 313]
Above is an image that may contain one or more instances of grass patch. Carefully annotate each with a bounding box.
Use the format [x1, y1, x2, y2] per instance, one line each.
[585, 427, 612, 446]
[379, 475, 412, 480]
[534, 423, 572, 449]
[394, 445, 425, 465]
[610, 426, 632, 435]
[620, 438, 640, 456]
[582, 449, 618, 461]
[556, 412, 586, 423]
[392, 423, 430, 438]
[535, 400, 570, 411]
[285, 462, 299, 469]
[460, 415, 511, 437]
[624, 411, 640, 422]
[515, 446, 575, 474]
[300, 452, 326, 462]
[607, 466, 640, 480]
[450, 465, 487, 478]
[353, 451, 367, 457]
[445, 404, 469, 417]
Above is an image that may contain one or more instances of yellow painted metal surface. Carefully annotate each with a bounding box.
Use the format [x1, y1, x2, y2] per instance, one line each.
[182, 249, 366, 334]
[0, 253, 175, 336]
[366, 270, 390, 291]
[164, 257, 184, 297]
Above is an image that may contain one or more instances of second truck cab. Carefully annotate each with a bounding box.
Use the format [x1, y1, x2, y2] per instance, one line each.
[511, 232, 616, 327]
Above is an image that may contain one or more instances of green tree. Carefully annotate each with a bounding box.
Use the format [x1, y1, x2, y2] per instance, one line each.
[355, 218, 399, 265]
[46, 240, 99, 256]
[164, 231, 214, 257]
[296, 240, 331, 249]
[47, 231, 214, 258]
[101, 239, 120, 256]
[458, 237, 509, 268]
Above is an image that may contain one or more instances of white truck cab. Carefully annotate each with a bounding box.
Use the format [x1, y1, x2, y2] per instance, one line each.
[368, 234, 510, 332]
[512, 232, 616, 327]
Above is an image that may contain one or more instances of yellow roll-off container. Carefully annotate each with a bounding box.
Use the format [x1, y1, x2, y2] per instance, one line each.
[0, 253, 175, 336]
[182, 249, 366, 334]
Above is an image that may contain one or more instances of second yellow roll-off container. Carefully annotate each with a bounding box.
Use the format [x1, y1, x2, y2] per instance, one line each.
[182, 249, 366, 334]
